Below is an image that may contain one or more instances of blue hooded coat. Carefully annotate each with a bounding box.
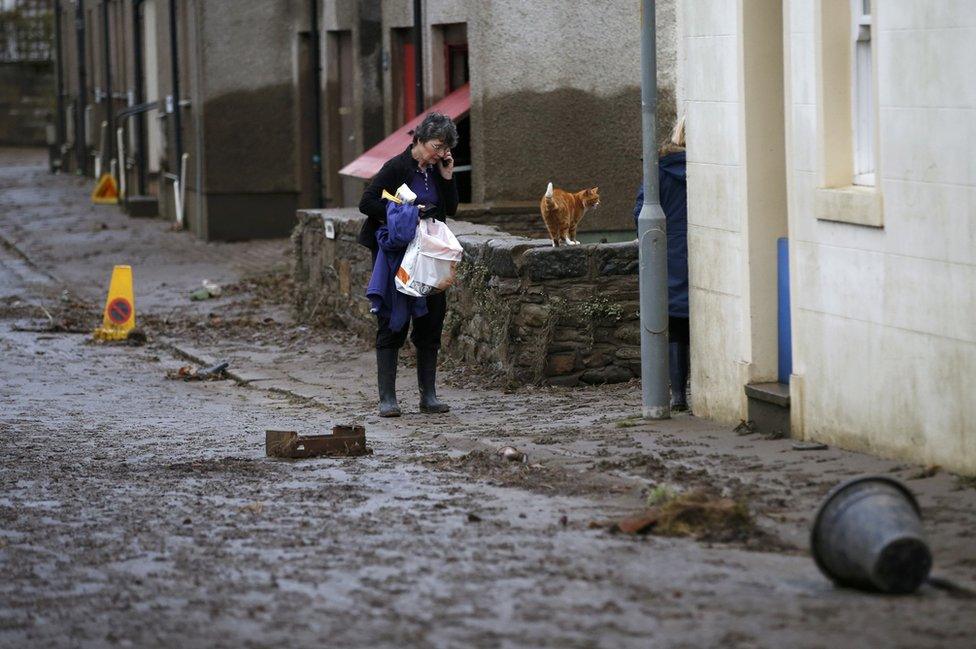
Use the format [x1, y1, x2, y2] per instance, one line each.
[366, 202, 427, 332]
[633, 151, 688, 319]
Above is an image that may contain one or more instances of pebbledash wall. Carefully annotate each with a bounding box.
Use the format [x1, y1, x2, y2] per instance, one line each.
[684, 1, 976, 474]
[293, 209, 642, 386]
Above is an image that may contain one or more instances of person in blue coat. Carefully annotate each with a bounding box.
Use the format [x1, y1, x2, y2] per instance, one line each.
[359, 113, 459, 417]
[634, 116, 689, 411]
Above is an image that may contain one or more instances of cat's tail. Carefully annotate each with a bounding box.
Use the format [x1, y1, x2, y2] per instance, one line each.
[544, 182, 554, 210]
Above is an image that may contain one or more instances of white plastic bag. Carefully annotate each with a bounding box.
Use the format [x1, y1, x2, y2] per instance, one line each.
[395, 219, 464, 297]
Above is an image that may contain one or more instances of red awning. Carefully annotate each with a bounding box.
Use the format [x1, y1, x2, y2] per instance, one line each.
[338, 84, 470, 180]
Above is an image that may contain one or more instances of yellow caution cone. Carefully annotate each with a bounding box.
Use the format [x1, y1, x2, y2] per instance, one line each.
[92, 173, 119, 205]
[93, 265, 136, 341]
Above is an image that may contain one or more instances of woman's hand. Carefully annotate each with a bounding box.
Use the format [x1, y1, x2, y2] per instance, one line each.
[438, 152, 454, 180]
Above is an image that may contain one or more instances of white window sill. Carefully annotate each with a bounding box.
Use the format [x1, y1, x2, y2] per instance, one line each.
[814, 185, 883, 228]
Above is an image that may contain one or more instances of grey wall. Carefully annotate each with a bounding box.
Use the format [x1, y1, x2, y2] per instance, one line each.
[182, 0, 305, 239]
[466, 0, 676, 232]
[198, 0, 302, 194]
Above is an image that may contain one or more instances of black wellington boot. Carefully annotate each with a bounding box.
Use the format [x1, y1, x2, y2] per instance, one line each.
[669, 342, 690, 412]
[376, 347, 401, 417]
[417, 347, 450, 414]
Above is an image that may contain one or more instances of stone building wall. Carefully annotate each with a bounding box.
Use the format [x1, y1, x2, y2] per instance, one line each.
[293, 208, 641, 386]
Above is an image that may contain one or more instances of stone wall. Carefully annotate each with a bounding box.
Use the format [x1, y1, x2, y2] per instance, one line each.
[292, 208, 376, 340]
[293, 208, 641, 386]
[447, 235, 641, 386]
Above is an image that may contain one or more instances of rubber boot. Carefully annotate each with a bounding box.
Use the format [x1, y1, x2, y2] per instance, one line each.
[669, 342, 690, 412]
[376, 347, 401, 417]
[417, 347, 450, 413]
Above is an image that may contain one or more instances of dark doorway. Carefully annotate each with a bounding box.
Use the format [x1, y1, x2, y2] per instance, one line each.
[325, 29, 357, 207]
[296, 31, 316, 209]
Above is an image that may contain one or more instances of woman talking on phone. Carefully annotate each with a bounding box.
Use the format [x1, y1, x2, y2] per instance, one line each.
[358, 112, 459, 417]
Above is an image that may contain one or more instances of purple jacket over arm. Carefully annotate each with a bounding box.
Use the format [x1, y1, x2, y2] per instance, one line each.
[365, 202, 427, 332]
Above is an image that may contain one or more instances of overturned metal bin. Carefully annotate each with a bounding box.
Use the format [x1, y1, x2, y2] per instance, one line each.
[811, 475, 931, 594]
[266, 425, 372, 459]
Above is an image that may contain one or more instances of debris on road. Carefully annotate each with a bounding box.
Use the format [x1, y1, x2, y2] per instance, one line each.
[265, 425, 372, 459]
[614, 510, 659, 535]
[606, 490, 754, 541]
[792, 441, 829, 451]
[466, 513, 482, 523]
[190, 279, 223, 301]
[733, 419, 757, 435]
[811, 476, 931, 594]
[909, 465, 941, 480]
[195, 361, 229, 379]
[166, 361, 229, 381]
[926, 576, 976, 600]
[202, 280, 222, 297]
[238, 502, 264, 515]
[498, 446, 526, 463]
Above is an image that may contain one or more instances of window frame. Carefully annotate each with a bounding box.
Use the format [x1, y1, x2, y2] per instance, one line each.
[851, 0, 874, 186]
[814, 0, 883, 227]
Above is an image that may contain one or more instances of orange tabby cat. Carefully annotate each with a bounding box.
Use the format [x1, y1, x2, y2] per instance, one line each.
[539, 182, 600, 246]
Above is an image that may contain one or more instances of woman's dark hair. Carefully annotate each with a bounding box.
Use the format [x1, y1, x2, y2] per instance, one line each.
[411, 112, 458, 148]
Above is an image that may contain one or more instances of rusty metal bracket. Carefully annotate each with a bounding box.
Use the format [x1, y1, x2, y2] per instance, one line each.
[265, 425, 372, 459]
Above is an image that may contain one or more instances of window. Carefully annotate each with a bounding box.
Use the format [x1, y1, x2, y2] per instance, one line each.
[852, 0, 873, 186]
[814, 0, 882, 227]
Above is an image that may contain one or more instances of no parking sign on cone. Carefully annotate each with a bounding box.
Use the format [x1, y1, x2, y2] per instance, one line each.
[93, 265, 136, 341]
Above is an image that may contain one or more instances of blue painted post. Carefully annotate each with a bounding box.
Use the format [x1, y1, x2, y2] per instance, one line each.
[778, 237, 792, 384]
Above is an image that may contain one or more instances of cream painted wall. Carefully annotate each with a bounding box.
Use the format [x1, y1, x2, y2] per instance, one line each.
[683, 0, 746, 422]
[684, 0, 974, 474]
[784, 0, 976, 473]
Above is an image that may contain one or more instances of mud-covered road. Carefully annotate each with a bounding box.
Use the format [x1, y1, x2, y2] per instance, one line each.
[2, 150, 975, 648]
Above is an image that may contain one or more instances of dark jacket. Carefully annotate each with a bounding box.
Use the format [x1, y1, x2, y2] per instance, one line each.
[358, 145, 459, 251]
[633, 150, 688, 319]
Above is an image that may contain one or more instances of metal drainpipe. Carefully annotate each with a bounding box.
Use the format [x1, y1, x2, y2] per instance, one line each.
[54, 1, 66, 159]
[637, 0, 670, 419]
[412, 0, 423, 113]
[101, 0, 114, 171]
[132, 0, 147, 195]
[74, 0, 88, 175]
[168, 0, 183, 197]
[310, 0, 323, 208]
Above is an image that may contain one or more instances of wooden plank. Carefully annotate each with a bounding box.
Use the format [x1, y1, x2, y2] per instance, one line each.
[266, 425, 372, 459]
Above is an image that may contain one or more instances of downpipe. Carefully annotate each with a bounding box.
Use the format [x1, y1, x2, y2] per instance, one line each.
[116, 126, 126, 198]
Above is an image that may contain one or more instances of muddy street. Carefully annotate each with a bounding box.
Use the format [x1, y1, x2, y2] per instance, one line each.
[2, 151, 975, 648]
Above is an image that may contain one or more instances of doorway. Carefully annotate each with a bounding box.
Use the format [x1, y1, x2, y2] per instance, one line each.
[325, 29, 357, 207]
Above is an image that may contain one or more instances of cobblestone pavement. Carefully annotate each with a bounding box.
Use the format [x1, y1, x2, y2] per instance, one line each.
[2, 149, 975, 648]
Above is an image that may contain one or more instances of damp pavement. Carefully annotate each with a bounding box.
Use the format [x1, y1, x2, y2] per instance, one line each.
[1, 148, 975, 648]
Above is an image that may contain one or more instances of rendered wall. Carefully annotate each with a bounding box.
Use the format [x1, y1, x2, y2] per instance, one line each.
[185, 0, 305, 240]
[467, 0, 677, 233]
[683, 0, 745, 422]
[786, 0, 976, 473]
